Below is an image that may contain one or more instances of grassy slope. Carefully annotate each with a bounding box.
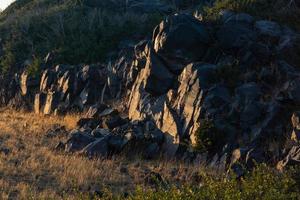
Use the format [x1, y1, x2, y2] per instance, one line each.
[0, 109, 212, 199]
[0, 0, 163, 72]
[0, 109, 299, 199]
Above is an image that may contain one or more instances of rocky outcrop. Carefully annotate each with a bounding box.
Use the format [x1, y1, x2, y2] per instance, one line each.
[127, 11, 300, 164]
[1, 9, 300, 168]
[34, 64, 108, 115]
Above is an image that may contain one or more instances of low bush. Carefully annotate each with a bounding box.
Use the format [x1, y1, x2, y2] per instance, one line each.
[129, 165, 300, 200]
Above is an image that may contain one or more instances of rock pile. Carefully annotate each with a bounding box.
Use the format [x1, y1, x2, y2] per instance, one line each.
[55, 105, 165, 159]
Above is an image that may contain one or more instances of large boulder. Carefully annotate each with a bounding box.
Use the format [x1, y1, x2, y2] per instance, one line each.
[65, 131, 96, 153]
[153, 14, 211, 73]
[80, 137, 109, 158]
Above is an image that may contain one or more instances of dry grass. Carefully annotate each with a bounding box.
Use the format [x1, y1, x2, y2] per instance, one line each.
[0, 108, 212, 199]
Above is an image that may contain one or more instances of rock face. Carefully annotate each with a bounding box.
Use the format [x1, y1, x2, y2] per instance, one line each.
[127, 11, 300, 164]
[153, 14, 212, 73]
[2, 10, 300, 167]
[34, 65, 108, 114]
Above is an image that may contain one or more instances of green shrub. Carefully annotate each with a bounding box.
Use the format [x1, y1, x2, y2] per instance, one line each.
[129, 165, 300, 200]
[194, 119, 221, 153]
[26, 57, 42, 78]
[0, 50, 15, 73]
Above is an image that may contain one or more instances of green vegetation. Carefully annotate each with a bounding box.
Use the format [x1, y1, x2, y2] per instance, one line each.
[79, 165, 299, 200]
[26, 57, 42, 77]
[194, 120, 224, 153]
[203, 0, 300, 31]
[129, 165, 299, 200]
[0, 0, 163, 72]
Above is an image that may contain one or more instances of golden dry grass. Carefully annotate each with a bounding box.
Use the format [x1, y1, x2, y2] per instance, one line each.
[0, 108, 212, 199]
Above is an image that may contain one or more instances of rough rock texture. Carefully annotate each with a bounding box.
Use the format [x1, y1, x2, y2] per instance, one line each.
[34, 64, 109, 114]
[1, 10, 300, 168]
[55, 108, 165, 159]
[126, 11, 300, 165]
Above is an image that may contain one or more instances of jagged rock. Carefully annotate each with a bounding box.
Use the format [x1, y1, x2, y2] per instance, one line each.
[153, 14, 211, 72]
[3, 10, 300, 166]
[85, 104, 109, 119]
[43, 92, 60, 115]
[91, 128, 111, 138]
[168, 63, 219, 143]
[291, 112, 300, 130]
[40, 69, 55, 93]
[35, 64, 108, 114]
[20, 71, 39, 97]
[20, 71, 30, 96]
[277, 146, 300, 170]
[144, 50, 175, 95]
[34, 93, 46, 114]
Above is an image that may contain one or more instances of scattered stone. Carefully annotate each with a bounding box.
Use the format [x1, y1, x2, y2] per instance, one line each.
[80, 137, 108, 158]
[65, 132, 95, 153]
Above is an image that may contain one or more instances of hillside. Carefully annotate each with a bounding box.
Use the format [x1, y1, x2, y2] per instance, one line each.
[0, 0, 171, 72]
[1, 0, 300, 199]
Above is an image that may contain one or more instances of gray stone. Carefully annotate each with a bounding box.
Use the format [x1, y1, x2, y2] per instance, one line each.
[277, 146, 300, 171]
[217, 22, 257, 50]
[43, 92, 60, 115]
[20, 71, 29, 96]
[225, 13, 254, 24]
[108, 135, 127, 152]
[143, 143, 160, 159]
[144, 50, 175, 95]
[34, 93, 46, 114]
[91, 128, 111, 138]
[80, 137, 108, 158]
[291, 112, 300, 130]
[65, 132, 95, 153]
[40, 69, 55, 93]
[153, 14, 211, 71]
[255, 20, 281, 38]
